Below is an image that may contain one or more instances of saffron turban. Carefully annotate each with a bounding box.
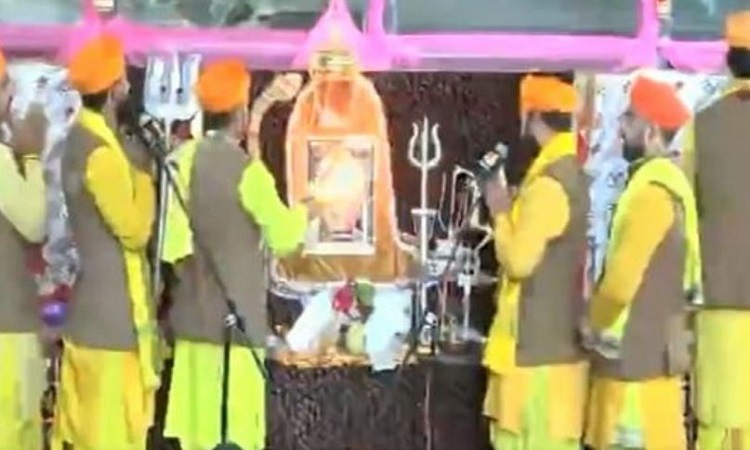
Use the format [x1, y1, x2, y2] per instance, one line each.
[0, 49, 5, 81]
[630, 75, 690, 131]
[520, 74, 578, 113]
[194, 59, 251, 113]
[726, 11, 750, 49]
[68, 34, 126, 95]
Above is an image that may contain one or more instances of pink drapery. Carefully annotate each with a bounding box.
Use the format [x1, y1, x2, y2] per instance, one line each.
[0, 0, 723, 72]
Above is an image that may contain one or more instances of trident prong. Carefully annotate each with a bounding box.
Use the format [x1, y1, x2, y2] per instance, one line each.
[428, 123, 441, 169]
[407, 116, 442, 170]
[408, 122, 420, 166]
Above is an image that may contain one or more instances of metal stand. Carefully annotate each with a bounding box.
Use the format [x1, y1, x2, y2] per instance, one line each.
[407, 117, 441, 351]
[214, 312, 244, 450]
[151, 127, 171, 299]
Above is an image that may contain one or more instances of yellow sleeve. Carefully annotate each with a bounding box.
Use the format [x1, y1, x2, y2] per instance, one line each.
[238, 159, 308, 256]
[493, 176, 569, 280]
[589, 184, 675, 330]
[0, 147, 46, 243]
[682, 120, 696, 186]
[85, 145, 155, 251]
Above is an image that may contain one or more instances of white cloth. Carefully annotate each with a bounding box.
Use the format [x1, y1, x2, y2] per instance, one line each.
[364, 286, 411, 371]
[284, 284, 412, 371]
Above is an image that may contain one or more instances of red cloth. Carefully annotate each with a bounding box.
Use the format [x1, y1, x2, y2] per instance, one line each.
[576, 132, 588, 163]
[26, 245, 45, 275]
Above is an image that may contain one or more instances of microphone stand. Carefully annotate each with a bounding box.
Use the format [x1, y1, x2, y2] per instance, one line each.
[133, 125, 268, 450]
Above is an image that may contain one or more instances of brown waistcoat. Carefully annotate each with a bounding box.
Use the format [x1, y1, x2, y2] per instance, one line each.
[695, 92, 750, 308]
[169, 136, 267, 346]
[593, 184, 689, 380]
[60, 124, 143, 350]
[515, 155, 589, 367]
[0, 212, 38, 333]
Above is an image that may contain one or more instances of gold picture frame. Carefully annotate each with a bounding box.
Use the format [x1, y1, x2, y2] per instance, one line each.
[303, 134, 376, 256]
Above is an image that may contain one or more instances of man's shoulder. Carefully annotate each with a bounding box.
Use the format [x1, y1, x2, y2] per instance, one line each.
[63, 123, 108, 157]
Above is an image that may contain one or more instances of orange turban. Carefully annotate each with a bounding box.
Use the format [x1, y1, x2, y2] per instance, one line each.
[520, 74, 578, 113]
[0, 49, 5, 81]
[67, 34, 125, 95]
[194, 59, 251, 114]
[726, 11, 750, 49]
[630, 75, 690, 131]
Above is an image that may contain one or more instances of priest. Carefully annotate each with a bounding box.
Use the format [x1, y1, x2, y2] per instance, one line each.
[162, 59, 315, 450]
[482, 74, 589, 450]
[0, 47, 49, 450]
[690, 11, 750, 450]
[583, 74, 698, 450]
[53, 34, 159, 450]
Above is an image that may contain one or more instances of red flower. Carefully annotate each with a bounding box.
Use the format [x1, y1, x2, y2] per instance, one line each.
[332, 284, 355, 313]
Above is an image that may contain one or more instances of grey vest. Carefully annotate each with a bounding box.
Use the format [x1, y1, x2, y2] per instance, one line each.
[170, 135, 267, 346]
[0, 211, 38, 333]
[695, 91, 750, 308]
[593, 183, 689, 380]
[60, 124, 151, 350]
[516, 155, 589, 367]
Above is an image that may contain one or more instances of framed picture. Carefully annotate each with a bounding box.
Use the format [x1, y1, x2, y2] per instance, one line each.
[303, 135, 375, 256]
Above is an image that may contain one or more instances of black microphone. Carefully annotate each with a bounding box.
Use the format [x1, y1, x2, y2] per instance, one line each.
[473, 141, 508, 192]
[137, 114, 168, 154]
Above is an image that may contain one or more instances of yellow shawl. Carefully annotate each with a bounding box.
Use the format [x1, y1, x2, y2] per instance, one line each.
[483, 132, 577, 374]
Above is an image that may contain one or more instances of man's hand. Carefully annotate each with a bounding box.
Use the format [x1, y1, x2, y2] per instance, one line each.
[301, 196, 323, 221]
[262, 73, 304, 104]
[250, 73, 304, 120]
[483, 178, 511, 217]
[10, 103, 48, 157]
[578, 319, 596, 351]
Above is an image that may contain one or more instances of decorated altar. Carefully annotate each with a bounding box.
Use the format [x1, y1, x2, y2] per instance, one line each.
[0, 0, 740, 448]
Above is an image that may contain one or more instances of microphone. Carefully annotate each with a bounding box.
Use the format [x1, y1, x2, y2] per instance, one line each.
[473, 141, 508, 191]
[138, 114, 167, 153]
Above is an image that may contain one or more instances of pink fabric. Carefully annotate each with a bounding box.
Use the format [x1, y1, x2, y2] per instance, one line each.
[0, 0, 670, 72]
[291, 0, 413, 70]
[659, 38, 726, 73]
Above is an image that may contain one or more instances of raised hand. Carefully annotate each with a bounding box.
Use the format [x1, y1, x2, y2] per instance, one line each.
[247, 73, 304, 158]
[10, 103, 48, 157]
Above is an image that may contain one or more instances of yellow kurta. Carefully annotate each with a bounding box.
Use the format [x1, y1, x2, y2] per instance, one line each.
[0, 144, 47, 450]
[163, 141, 307, 450]
[586, 158, 698, 450]
[483, 132, 587, 450]
[683, 80, 750, 450]
[53, 108, 157, 450]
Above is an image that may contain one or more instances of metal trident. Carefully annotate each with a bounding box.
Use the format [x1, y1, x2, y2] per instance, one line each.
[407, 116, 442, 349]
[408, 116, 442, 173]
[408, 116, 442, 217]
